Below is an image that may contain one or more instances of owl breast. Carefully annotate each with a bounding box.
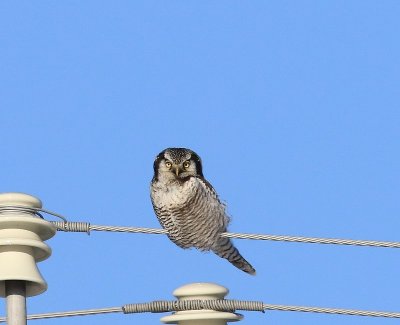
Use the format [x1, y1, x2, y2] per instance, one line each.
[150, 176, 229, 251]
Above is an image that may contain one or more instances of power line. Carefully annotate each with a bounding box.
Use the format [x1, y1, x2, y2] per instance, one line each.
[51, 220, 400, 249]
[0, 307, 121, 322]
[3, 206, 399, 249]
[1, 299, 399, 322]
[262, 303, 400, 318]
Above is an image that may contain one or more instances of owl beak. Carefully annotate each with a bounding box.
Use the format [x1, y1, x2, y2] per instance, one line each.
[174, 166, 181, 176]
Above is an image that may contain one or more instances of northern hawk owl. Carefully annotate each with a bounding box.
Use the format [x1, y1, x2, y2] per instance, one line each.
[150, 147, 256, 275]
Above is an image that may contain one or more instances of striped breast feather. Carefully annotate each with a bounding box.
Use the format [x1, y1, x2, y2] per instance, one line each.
[152, 204, 193, 249]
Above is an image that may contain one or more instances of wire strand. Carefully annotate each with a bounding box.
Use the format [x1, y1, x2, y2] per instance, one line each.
[262, 304, 400, 318]
[0, 307, 122, 322]
[51, 221, 400, 249]
[0, 300, 399, 322]
[0, 205, 67, 222]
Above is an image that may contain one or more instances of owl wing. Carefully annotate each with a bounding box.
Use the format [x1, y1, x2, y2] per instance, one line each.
[196, 175, 228, 215]
[196, 176, 225, 206]
[189, 175, 230, 230]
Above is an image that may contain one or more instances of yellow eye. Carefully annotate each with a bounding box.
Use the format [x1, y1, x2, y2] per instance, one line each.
[165, 161, 172, 169]
[183, 161, 190, 169]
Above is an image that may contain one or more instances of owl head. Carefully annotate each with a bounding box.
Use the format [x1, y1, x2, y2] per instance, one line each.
[153, 148, 203, 180]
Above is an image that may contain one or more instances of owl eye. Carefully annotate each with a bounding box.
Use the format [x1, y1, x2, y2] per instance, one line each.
[183, 161, 191, 169]
[165, 161, 172, 169]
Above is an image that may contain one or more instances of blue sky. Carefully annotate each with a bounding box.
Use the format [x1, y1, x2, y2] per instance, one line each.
[0, 1, 399, 324]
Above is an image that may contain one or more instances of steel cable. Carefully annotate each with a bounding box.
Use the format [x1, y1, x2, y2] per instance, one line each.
[1, 300, 399, 322]
[51, 221, 400, 249]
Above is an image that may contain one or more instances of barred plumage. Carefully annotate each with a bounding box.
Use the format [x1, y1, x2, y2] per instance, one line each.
[150, 147, 256, 275]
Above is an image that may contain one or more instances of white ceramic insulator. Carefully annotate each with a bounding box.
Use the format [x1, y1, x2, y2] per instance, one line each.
[0, 193, 56, 297]
[161, 283, 243, 325]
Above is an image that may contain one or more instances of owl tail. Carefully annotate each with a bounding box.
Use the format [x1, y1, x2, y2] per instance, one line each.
[213, 237, 256, 275]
